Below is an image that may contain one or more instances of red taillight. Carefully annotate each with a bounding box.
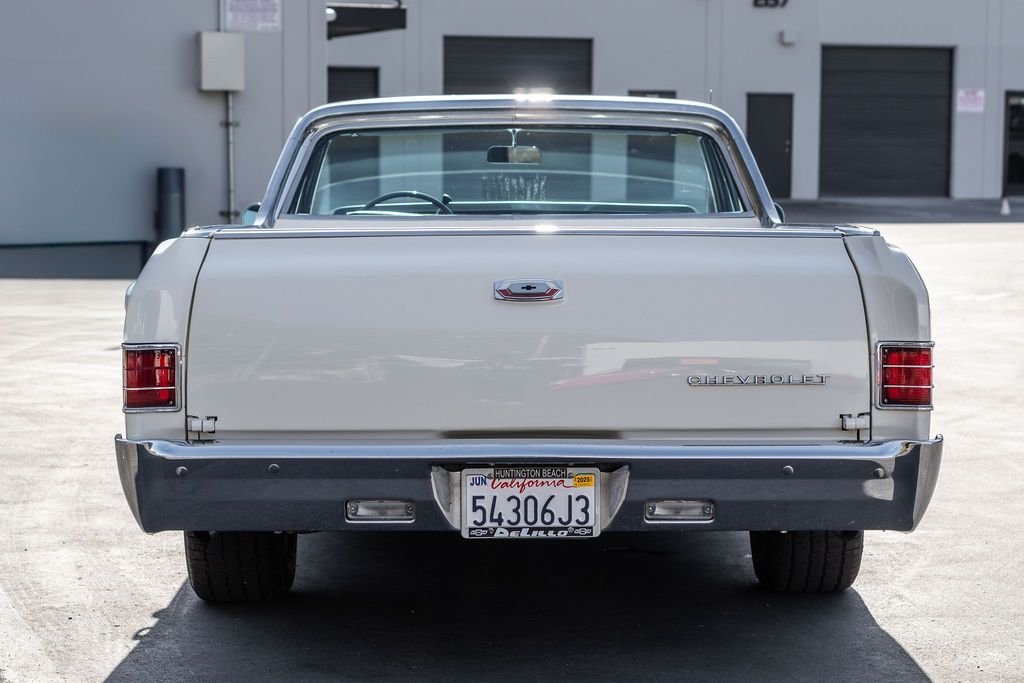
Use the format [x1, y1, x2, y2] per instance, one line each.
[123, 346, 178, 410]
[879, 344, 933, 408]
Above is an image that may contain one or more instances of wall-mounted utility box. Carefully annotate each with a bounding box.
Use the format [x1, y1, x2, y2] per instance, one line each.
[199, 31, 245, 91]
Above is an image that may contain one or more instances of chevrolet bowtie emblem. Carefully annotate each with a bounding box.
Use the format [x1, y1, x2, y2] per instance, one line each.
[494, 279, 564, 302]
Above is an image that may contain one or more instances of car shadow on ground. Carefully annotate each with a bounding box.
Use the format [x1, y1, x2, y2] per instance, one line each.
[105, 531, 928, 682]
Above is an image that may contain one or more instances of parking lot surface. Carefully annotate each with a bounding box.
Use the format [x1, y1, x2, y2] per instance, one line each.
[1, 223, 1021, 681]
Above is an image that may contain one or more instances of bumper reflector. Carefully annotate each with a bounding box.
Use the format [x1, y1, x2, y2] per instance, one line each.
[645, 500, 715, 523]
[345, 499, 415, 522]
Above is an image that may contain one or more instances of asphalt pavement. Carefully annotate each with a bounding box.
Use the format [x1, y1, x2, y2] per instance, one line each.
[1, 223, 1022, 681]
[779, 197, 1024, 224]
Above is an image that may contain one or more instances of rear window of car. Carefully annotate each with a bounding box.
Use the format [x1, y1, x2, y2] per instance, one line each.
[287, 126, 747, 217]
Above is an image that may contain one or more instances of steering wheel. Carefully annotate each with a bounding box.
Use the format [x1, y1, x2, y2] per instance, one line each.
[362, 191, 453, 214]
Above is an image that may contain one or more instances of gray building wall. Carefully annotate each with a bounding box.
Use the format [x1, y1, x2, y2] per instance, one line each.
[0, 0, 325, 276]
[2, 0, 1022, 277]
[328, 0, 1024, 200]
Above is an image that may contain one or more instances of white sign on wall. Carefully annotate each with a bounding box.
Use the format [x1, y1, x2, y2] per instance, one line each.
[956, 89, 986, 113]
[225, 0, 282, 32]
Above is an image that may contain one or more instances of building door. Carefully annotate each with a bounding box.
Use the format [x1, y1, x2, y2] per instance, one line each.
[627, 90, 677, 201]
[443, 37, 592, 95]
[1006, 92, 1024, 196]
[326, 68, 381, 200]
[327, 67, 379, 102]
[746, 94, 793, 199]
[820, 47, 952, 196]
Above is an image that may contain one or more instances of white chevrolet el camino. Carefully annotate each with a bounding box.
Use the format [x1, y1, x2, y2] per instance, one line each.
[115, 95, 942, 602]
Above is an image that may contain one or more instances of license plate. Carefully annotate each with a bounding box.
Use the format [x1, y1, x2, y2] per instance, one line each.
[461, 466, 600, 539]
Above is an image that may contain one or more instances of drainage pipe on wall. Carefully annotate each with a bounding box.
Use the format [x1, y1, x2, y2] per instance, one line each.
[219, 0, 237, 223]
[225, 91, 236, 223]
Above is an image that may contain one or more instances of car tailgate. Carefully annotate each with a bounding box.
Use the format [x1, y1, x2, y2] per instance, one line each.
[185, 232, 869, 442]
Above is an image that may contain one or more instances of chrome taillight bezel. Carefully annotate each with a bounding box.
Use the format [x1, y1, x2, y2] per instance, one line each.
[875, 341, 934, 411]
[122, 342, 182, 413]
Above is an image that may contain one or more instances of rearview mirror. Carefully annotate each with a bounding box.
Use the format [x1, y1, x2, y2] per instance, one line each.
[487, 145, 542, 164]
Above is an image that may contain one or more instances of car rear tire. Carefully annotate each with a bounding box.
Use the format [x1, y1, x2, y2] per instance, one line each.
[184, 531, 297, 602]
[749, 530, 863, 593]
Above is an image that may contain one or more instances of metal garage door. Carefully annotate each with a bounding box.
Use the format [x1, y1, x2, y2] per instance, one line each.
[442, 37, 593, 201]
[820, 47, 952, 196]
[444, 37, 592, 95]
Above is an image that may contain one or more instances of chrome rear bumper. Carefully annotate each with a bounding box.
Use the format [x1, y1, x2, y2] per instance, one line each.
[114, 436, 942, 534]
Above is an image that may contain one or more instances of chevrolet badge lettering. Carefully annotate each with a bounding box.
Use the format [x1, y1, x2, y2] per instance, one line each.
[687, 374, 830, 386]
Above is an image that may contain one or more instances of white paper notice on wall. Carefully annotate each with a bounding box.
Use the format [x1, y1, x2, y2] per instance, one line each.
[956, 89, 985, 113]
[225, 0, 282, 32]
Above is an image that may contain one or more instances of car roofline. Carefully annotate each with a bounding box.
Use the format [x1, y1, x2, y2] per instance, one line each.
[255, 95, 779, 229]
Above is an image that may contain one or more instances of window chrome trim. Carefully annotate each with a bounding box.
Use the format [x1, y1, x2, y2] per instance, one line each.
[122, 343, 182, 413]
[208, 225, 843, 240]
[265, 107, 774, 228]
[875, 341, 935, 411]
